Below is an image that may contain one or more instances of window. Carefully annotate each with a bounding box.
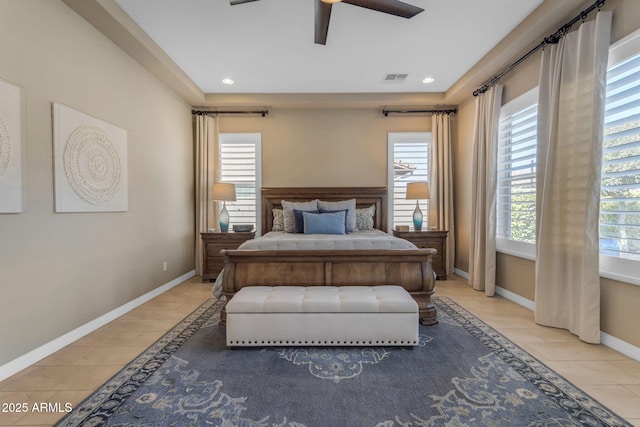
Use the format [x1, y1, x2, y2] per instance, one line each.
[387, 133, 431, 230]
[489, 29, 640, 284]
[219, 133, 262, 234]
[496, 88, 538, 258]
[600, 28, 640, 283]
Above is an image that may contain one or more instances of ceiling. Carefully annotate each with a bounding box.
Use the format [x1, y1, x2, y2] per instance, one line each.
[113, 0, 543, 95]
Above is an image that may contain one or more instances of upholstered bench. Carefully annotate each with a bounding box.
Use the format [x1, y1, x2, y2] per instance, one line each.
[225, 285, 419, 347]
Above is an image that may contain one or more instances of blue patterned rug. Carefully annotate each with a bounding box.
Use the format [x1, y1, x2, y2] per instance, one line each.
[55, 297, 631, 427]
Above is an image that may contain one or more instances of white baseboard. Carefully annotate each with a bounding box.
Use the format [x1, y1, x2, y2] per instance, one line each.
[451, 268, 639, 361]
[0, 270, 196, 383]
[600, 332, 640, 361]
[453, 267, 469, 279]
[495, 286, 536, 311]
[493, 285, 640, 362]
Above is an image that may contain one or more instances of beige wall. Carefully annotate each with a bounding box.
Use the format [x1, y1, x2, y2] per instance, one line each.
[0, 1, 194, 365]
[220, 108, 431, 187]
[601, 278, 640, 345]
[452, 0, 640, 346]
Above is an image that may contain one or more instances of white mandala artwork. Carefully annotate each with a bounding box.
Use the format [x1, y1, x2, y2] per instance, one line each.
[53, 103, 128, 212]
[0, 114, 10, 177]
[63, 125, 121, 205]
[0, 79, 23, 213]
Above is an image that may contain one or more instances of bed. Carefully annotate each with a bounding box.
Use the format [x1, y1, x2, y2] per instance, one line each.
[219, 187, 437, 326]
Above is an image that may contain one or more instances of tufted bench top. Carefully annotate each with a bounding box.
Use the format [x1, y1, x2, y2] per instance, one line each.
[226, 285, 417, 314]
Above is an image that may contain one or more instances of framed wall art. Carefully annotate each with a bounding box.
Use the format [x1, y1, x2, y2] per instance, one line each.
[52, 103, 128, 212]
[0, 78, 24, 213]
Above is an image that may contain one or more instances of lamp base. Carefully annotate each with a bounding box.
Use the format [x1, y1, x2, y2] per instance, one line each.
[219, 201, 230, 232]
[412, 201, 423, 231]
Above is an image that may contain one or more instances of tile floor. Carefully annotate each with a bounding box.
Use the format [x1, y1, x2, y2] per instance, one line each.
[0, 275, 639, 426]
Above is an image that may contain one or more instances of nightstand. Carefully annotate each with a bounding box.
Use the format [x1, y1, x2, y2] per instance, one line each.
[393, 229, 448, 280]
[201, 231, 255, 281]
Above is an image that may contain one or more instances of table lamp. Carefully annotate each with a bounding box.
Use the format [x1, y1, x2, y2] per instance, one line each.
[406, 182, 430, 231]
[212, 183, 236, 232]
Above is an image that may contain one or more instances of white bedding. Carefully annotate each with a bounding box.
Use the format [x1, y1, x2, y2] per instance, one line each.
[237, 230, 417, 251]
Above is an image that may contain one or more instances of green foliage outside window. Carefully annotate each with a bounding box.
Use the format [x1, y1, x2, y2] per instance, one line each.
[600, 119, 640, 260]
[507, 191, 536, 244]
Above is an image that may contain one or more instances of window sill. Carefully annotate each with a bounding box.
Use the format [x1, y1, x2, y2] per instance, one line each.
[600, 255, 640, 286]
[496, 239, 640, 286]
[496, 239, 536, 261]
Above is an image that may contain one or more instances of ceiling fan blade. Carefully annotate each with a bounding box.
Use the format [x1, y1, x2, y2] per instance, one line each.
[229, 0, 260, 5]
[315, 0, 332, 45]
[342, 0, 424, 18]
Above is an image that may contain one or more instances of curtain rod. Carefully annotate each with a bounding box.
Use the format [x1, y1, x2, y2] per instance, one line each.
[473, 0, 606, 96]
[192, 109, 269, 117]
[382, 108, 457, 116]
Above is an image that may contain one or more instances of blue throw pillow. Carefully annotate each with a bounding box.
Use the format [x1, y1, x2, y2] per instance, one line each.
[303, 211, 347, 235]
[319, 209, 349, 233]
[293, 209, 319, 233]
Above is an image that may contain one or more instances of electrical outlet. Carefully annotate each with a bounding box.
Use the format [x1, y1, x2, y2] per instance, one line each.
[162, 261, 168, 272]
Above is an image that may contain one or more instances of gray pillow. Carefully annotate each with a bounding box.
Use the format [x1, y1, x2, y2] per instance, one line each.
[318, 199, 357, 232]
[281, 199, 318, 233]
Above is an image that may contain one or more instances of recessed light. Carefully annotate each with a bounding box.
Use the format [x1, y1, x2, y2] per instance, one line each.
[222, 78, 234, 85]
[422, 77, 435, 84]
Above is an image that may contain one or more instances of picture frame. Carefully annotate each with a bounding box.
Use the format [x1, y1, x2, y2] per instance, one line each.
[52, 103, 128, 212]
[0, 78, 24, 213]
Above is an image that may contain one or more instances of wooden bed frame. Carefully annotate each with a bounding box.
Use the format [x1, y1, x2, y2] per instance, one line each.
[220, 187, 437, 326]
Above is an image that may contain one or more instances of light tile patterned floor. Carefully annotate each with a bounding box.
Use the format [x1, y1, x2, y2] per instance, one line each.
[1, 275, 639, 426]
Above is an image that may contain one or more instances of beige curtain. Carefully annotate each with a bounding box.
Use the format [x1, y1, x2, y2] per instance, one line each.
[469, 84, 503, 295]
[535, 12, 612, 344]
[429, 113, 455, 275]
[194, 114, 220, 276]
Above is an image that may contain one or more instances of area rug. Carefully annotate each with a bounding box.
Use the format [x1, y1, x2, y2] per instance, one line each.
[55, 297, 631, 427]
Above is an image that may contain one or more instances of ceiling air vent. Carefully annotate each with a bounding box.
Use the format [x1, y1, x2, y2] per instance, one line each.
[384, 73, 408, 82]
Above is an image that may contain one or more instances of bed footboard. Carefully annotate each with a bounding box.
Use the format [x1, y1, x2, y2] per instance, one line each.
[220, 249, 437, 326]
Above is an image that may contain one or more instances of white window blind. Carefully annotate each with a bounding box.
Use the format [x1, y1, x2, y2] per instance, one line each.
[497, 88, 538, 245]
[387, 133, 431, 230]
[601, 50, 640, 261]
[219, 133, 262, 233]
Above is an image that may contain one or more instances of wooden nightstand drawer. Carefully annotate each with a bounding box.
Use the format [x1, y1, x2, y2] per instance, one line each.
[393, 230, 448, 280]
[201, 231, 255, 281]
[206, 243, 233, 256]
[206, 260, 225, 276]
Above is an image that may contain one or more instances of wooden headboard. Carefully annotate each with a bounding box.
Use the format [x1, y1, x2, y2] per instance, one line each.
[261, 187, 388, 235]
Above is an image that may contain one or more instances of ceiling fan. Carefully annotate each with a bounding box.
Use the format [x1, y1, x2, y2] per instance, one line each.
[229, 0, 424, 45]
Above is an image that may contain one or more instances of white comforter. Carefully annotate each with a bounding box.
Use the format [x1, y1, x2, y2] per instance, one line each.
[237, 230, 417, 251]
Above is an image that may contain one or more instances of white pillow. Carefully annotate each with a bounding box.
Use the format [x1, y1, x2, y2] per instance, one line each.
[318, 199, 357, 232]
[281, 199, 318, 233]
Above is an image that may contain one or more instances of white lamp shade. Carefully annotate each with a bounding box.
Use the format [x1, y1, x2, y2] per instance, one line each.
[406, 182, 430, 200]
[212, 183, 236, 202]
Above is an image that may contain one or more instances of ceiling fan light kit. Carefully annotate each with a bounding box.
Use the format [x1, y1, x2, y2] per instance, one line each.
[230, 0, 424, 45]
